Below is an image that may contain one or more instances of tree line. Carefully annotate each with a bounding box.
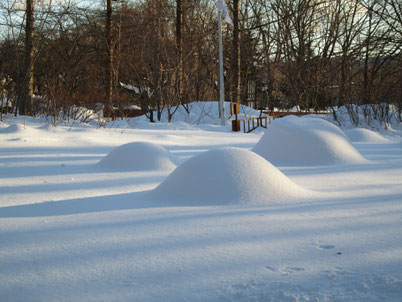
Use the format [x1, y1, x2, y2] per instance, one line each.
[0, 0, 401, 124]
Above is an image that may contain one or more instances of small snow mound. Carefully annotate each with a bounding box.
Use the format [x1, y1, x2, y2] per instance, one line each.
[1, 123, 29, 133]
[150, 147, 311, 205]
[253, 116, 367, 166]
[97, 142, 178, 171]
[345, 128, 390, 143]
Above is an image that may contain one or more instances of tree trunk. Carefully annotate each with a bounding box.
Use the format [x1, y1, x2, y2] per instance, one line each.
[363, 7, 373, 104]
[176, 0, 183, 105]
[20, 0, 34, 116]
[106, 0, 114, 119]
[233, 0, 241, 103]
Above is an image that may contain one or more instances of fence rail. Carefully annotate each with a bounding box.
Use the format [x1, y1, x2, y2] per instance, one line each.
[231, 111, 329, 133]
[262, 111, 329, 118]
[232, 116, 268, 133]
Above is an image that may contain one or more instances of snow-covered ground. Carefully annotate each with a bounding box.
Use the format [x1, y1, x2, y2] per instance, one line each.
[1, 104, 402, 301]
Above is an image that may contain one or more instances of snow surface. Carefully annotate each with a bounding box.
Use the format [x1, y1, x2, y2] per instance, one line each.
[97, 141, 178, 172]
[345, 128, 391, 143]
[151, 147, 312, 205]
[253, 115, 368, 166]
[1, 105, 402, 301]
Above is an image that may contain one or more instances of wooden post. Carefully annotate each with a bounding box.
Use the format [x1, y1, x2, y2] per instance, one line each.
[231, 102, 240, 131]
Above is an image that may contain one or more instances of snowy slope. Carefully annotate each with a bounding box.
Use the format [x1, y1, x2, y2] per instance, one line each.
[1, 110, 402, 301]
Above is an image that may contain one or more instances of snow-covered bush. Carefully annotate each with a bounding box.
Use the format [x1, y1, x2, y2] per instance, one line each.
[328, 104, 400, 130]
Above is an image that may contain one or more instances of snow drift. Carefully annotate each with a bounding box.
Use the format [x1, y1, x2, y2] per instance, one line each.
[253, 116, 367, 166]
[1, 123, 30, 133]
[97, 141, 178, 171]
[151, 147, 311, 205]
[345, 128, 390, 143]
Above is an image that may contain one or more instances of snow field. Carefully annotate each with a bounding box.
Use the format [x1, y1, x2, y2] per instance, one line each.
[1, 108, 402, 301]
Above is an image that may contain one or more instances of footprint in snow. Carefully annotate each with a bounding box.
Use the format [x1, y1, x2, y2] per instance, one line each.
[265, 266, 276, 272]
[278, 267, 305, 275]
[285, 267, 305, 273]
[318, 244, 335, 250]
[265, 266, 305, 274]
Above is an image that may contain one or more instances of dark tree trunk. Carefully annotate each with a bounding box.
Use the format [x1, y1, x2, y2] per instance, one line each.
[233, 0, 241, 103]
[106, 0, 114, 119]
[176, 0, 183, 105]
[20, 0, 34, 116]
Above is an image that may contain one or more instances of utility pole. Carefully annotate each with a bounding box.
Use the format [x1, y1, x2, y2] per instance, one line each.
[218, 3, 226, 126]
[218, 0, 233, 126]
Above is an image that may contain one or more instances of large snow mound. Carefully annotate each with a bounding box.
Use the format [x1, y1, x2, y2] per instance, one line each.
[253, 116, 367, 166]
[345, 128, 390, 143]
[150, 147, 311, 205]
[97, 141, 178, 171]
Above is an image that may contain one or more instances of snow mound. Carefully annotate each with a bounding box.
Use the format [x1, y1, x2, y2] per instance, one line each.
[97, 142, 178, 171]
[150, 147, 311, 205]
[345, 128, 390, 143]
[1, 123, 29, 133]
[253, 116, 367, 166]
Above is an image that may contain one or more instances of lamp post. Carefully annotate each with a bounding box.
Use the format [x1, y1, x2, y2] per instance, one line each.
[218, 7, 226, 126]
